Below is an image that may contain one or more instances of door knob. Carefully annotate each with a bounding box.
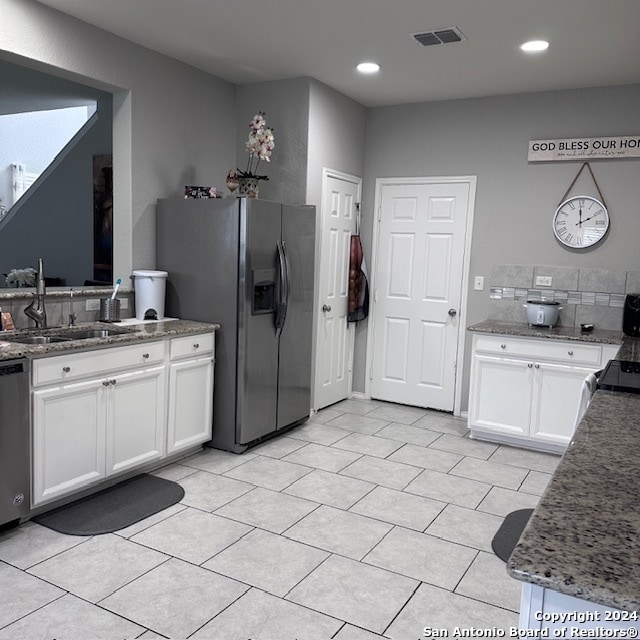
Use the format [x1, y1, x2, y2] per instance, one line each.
[448, 308, 457, 317]
[322, 304, 332, 312]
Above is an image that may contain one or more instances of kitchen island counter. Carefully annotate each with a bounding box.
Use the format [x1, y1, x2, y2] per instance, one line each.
[506, 332, 640, 613]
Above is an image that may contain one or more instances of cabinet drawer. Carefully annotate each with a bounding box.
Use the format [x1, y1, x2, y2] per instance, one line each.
[170, 332, 214, 360]
[473, 335, 602, 366]
[33, 341, 165, 387]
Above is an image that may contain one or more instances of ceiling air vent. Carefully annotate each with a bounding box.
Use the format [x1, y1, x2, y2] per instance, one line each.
[411, 27, 466, 47]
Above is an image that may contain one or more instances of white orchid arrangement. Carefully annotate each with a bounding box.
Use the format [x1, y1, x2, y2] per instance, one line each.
[239, 112, 275, 180]
[6, 267, 37, 287]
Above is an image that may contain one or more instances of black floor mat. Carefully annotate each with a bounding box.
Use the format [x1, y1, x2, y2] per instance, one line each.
[491, 508, 534, 562]
[32, 474, 184, 536]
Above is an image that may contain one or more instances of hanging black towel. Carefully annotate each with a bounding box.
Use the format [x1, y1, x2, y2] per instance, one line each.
[347, 234, 369, 323]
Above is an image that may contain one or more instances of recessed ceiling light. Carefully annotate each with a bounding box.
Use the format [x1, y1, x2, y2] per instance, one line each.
[520, 40, 549, 53]
[356, 62, 380, 74]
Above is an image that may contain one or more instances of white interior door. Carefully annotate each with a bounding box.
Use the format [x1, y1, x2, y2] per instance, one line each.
[368, 177, 474, 412]
[314, 170, 361, 410]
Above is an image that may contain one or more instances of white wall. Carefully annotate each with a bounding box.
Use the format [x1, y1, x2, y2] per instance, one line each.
[1, 0, 237, 284]
[359, 84, 640, 408]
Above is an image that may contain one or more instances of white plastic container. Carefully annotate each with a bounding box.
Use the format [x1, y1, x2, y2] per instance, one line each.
[132, 270, 168, 320]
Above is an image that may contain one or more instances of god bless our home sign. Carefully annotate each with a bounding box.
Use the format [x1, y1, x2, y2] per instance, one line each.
[528, 135, 640, 162]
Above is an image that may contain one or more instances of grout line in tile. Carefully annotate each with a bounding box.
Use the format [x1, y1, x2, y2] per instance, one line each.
[89, 552, 175, 605]
[185, 584, 250, 639]
[0, 587, 68, 631]
[450, 583, 521, 616]
[280, 551, 333, 601]
[19, 531, 93, 571]
[450, 548, 481, 593]
[380, 577, 422, 638]
[278, 502, 324, 537]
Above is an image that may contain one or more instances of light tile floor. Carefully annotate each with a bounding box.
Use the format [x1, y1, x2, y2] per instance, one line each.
[0, 398, 559, 639]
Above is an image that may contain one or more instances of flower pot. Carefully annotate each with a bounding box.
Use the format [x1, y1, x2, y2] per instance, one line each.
[238, 177, 260, 198]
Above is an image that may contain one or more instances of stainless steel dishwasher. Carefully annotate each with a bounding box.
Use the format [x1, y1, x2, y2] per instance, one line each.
[0, 358, 30, 528]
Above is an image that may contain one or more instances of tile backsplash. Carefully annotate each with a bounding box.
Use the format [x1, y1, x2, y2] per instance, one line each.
[489, 265, 640, 331]
[0, 289, 134, 330]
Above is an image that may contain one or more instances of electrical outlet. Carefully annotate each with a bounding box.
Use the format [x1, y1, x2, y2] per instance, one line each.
[474, 276, 484, 291]
[119, 298, 129, 310]
[85, 299, 100, 311]
[535, 276, 553, 287]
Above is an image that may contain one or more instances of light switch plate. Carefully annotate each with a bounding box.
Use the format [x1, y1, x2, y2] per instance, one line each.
[535, 276, 553, 287]
[85, 299, 100, 311]
[474, 276, 484, 291]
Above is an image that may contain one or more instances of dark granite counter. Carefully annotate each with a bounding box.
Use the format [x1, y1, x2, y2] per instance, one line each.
[483, 322, 640, 611]
[0, 319, 219, 361]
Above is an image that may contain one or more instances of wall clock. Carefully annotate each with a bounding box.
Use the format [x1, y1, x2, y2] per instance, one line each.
[553, 162, 610, 249]
[552, 195, 609, 248]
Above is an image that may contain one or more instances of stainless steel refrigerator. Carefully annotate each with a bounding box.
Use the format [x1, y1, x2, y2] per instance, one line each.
[157, 197, 315, 453]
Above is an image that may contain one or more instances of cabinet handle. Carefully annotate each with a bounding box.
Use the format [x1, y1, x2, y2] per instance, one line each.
[568, 350, 574, 356]
[102, 380, 110, 386]
[193, 343, 200, 349]
[535, 364, 540, 369]
[142, 353, 149, 359]
[110, 379, 117, 386]
[500, 344, 506, 349]
[62, 366, 71, 373]
[527, 363, 533, 368]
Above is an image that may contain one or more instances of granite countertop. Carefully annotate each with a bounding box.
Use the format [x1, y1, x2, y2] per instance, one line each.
[504, 331, 640, 612]
[0, 319, 219, 361]
[468, 319, 624, 346]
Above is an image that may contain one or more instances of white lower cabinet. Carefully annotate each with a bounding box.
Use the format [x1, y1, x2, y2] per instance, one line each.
[33, 378, 106, 505]
[106, 365, 165, 475]
[167, 333, 214, 455]
[31, 331, 215, 507]
[469, 333, 618, 452]
[519, 583, 640, 633]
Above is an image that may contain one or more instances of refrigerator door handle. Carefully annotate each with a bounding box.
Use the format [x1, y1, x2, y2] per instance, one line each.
[281, 240, 291, 329]
[275, 240, 288, 335]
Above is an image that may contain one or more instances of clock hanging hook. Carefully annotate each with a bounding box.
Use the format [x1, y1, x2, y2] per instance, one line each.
[558, 162, 608, 209]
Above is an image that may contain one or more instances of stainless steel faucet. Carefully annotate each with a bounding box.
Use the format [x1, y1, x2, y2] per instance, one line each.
[68, 288, 76, 327]
[24, 258, 47, 328]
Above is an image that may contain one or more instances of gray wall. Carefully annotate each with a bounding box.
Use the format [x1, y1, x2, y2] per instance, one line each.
[235, 76, 366, 208]
[307, 79, 366, 406]
[359, 84, 640, 408]
[307, 78, 366, 207]
[235, 78, 310, 206]
[2, 0, 237, 285]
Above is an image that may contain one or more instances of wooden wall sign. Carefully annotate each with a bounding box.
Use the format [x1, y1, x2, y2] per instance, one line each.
[528, 135, 640, 162]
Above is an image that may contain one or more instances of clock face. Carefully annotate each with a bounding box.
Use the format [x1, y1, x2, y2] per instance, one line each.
[553, 196, 609, 248]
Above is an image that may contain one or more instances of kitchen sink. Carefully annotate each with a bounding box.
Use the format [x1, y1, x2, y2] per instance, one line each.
[6, 326, 133, 345]
[9, 335, 72, 345]
[55, 328, 131, 340]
